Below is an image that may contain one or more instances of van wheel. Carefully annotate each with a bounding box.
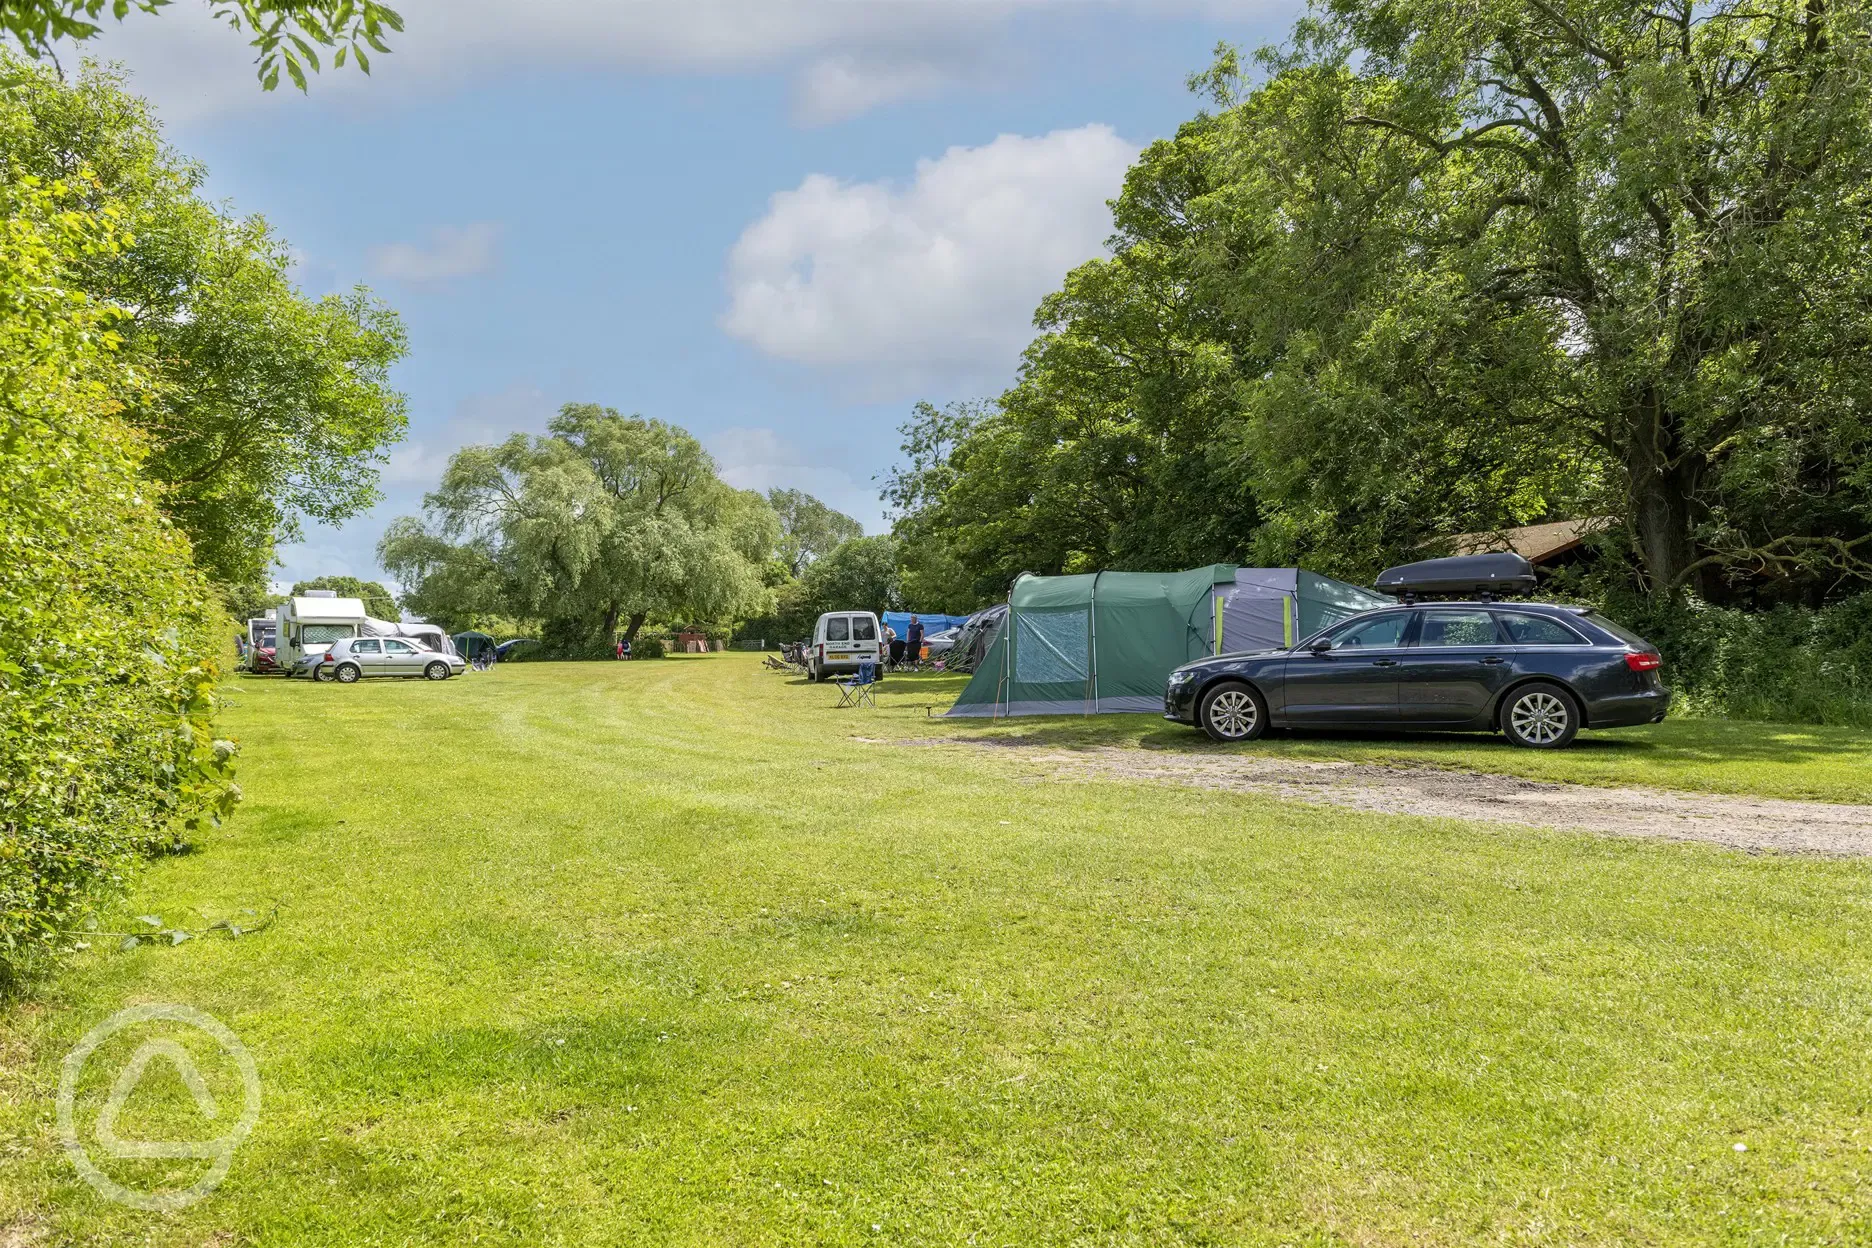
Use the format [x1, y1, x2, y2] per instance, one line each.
[335, 663, 361, 684]
[424, 661, 450, 681]
[1502, 682, 1580, 749]
[1199, 681, 1268, 743]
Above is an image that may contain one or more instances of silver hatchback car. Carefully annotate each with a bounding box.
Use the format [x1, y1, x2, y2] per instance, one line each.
[320, 637, 466, 683]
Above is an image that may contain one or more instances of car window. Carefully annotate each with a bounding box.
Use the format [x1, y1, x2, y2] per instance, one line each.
[850, 616, 877, 641]
[350, 639, 381, 654]
[1495, 612, 1586, 645]
[826, 616, 850, 642]
[1416, 609, 1500, 647]
[1581, 611, 1650, 647]
[384, 640, 416, 654]
[1327, 613, 1410, 649]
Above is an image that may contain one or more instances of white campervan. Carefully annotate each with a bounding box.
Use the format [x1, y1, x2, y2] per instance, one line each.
[808, 611, 882, 683]
[277, 592, 367, 675]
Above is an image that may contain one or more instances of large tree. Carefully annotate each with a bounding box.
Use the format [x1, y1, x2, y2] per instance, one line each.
[886, 114, 1259, 603]
[1207, 0, 1872, 597]
[768, 488, 862, 577]
[380, 405, 778, 646]
[0, 57, 409, 588]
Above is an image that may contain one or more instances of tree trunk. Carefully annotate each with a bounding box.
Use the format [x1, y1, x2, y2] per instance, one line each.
[1625, 406, 1703, 597]
[622, 612, 647, 643]
[602, 603, 620, 642]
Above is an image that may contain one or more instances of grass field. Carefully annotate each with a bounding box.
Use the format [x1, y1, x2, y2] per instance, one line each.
[4, 655, 1872, 1245]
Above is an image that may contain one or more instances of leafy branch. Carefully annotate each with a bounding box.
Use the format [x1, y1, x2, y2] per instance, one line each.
[70, 901, 280, 951]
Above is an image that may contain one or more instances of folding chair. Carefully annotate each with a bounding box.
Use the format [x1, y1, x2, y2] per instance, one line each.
[835, 660, 878, 708]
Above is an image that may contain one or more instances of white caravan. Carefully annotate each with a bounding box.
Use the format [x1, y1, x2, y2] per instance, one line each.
[277, 592, 368, 673]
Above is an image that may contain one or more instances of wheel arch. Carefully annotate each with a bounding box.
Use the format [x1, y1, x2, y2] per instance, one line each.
[1491, 675, 1588, 728]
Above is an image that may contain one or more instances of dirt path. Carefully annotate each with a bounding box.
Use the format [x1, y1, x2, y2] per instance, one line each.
[906, 740, 1872, 856]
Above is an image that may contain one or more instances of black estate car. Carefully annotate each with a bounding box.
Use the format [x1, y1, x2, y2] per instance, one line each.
[1164, 598, 1670, 750]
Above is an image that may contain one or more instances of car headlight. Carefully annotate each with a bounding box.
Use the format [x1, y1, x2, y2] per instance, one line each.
[1167, 670, 1195, 685]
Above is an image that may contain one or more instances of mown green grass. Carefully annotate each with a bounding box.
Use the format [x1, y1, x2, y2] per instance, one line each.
[3, 656, 1871, 1245]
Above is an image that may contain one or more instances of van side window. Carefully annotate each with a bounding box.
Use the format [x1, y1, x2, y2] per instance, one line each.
[851, 616, 877, 641]
[827, 617, 850, 642]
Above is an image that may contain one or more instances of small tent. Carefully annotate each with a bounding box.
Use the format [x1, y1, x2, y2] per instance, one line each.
[451, 631, 497, 663]
[939, 604, 1007, 674]
[946, 566, 1387, 718]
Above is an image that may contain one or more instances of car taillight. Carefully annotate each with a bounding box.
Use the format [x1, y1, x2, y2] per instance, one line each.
[324, 651, 335, 662]
[1625, 652, 1661, 672]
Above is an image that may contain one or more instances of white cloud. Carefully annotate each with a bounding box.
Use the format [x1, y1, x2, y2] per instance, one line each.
[77, 0, 1295, 125]
[707, 426, 883, 530]
[720, 124, 1137, 384]
[367, 223, 501, 284]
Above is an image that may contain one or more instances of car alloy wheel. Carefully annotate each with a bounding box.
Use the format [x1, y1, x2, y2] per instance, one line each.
[1505, 684, 1578, 748]
[425, 662, 449, 681]
[335, 664, 361, 684]
[1199, 681, 1267, 743]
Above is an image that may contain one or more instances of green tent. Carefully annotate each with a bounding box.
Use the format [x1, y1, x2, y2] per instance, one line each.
[945, 565, 1388, 718]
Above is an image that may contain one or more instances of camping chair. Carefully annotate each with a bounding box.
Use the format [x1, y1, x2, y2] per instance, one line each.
[835, 660, 879, 709]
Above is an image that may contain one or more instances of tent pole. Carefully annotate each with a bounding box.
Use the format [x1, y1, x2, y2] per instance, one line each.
[1087, 570, 1102, 716]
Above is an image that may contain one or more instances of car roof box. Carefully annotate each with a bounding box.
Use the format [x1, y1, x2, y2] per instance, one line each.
[1375, 552, 1537, 599]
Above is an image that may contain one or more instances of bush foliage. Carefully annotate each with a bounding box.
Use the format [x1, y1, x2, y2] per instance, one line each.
[0, 179, 237, 989]
[1628, 595, 1872, 728]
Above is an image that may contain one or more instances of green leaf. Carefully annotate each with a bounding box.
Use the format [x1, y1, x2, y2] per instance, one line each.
[119, 936, 140, 952]
[137, 915, 162, 928]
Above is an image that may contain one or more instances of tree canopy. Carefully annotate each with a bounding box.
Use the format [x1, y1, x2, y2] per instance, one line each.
[769, 488, 863, 578]
[897, 0, 1872, 610]
[0, 56, 409, 590]
[1, 1, 401, 91]
[380, 405, 779, 646]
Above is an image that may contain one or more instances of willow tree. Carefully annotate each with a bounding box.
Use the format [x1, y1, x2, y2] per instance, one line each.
[1212, 0, 1872, 599]
[381, 405, 778, 645]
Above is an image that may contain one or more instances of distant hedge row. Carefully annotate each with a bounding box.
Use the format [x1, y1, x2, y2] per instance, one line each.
[0, 182, 237, 989]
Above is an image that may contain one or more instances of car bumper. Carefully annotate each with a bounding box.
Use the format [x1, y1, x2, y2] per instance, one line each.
[1586, 685, 1672, 728]
[1163, 679, 1199, 724]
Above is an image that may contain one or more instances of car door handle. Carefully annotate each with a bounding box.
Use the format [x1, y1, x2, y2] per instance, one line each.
[1481, 656, 1506, 665]
[1371, 658, 1398, 667]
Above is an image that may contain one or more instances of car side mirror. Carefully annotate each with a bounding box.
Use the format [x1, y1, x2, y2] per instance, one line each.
[1308, 638, 1333, 653]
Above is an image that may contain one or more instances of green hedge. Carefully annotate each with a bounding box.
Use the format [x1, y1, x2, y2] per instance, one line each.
[0, 180, 237, 989]
[1625, 595, 1872, 727]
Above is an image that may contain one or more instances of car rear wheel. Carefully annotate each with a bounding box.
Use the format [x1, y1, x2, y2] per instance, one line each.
[335, 663, 361, 684]
[1199, 681, 1268, 744]
[311, 665, 332, 683]
[425, 661, 450, 681]
[1502, 682, 1580, 749]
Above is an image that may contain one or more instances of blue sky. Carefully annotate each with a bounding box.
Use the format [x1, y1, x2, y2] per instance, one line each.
[87, 1, 1304, 594]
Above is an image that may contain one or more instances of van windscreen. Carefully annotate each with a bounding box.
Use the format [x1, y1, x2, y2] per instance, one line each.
[827, 617, 850, 642]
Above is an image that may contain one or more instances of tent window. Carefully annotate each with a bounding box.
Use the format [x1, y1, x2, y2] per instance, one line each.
[1015, 612, 1088, 683]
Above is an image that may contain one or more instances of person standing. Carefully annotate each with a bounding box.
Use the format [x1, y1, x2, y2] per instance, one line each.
[906, 615, 924, 665]
[883, 621, 902, 669]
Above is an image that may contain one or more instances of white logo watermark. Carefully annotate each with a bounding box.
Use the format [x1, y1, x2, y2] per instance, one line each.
[57, 1004, 261, 1211]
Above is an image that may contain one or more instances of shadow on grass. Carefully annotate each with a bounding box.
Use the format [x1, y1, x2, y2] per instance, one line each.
[919, 711, 1872, 768]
